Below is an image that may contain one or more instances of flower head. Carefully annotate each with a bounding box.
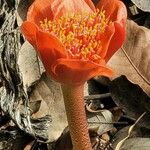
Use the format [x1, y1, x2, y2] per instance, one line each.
[21, 0, 127, 85]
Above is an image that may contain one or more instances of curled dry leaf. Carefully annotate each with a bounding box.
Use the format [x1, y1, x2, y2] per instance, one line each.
[30, 73, 67, 142]
[108, 20, 150, 95]
[18, 41, 45, 88]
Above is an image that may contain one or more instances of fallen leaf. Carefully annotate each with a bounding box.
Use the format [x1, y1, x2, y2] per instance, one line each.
[131, 0, 150, 12]
[116, 138, 150, 150]
[112, 126, 150, 149]
[109, 76, 150, 129]
[108, 20, 150, 95]
[108, 49, 150, 95]
[87, 110, 114, 135]
[115, 112, 145, 150]
[124, 20, 150, 82]
[30, 73, 67, 142]
[18, 41, 45, 88]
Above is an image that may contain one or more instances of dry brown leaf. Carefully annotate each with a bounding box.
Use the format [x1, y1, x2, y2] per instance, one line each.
[108, 49, 150, 95]
[124, 20, 150, 82]
[30, 73, 67, 142]
[112, 124, 150, 150]
[87, 110, 114, 136]
[108, 20, 150, 95]
[117, 137, 150, 150]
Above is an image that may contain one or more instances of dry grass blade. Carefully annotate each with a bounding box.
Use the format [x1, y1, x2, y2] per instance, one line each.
[115, 112, 146, 150]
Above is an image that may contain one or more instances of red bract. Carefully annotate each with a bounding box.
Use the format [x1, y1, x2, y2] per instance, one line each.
[21, 0, 127, 85]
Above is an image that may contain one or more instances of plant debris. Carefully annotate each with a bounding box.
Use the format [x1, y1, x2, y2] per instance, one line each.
[0, 0, 150, 149]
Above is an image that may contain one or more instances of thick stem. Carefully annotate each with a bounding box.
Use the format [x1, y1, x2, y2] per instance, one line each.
[61, 84, 92, 150]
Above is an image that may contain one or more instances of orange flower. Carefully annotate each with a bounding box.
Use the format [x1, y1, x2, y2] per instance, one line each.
[21, 1, 127, 149]
[21, 0, 127, 85]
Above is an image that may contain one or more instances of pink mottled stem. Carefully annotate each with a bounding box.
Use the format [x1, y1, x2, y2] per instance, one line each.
[61, 84, 92, 150]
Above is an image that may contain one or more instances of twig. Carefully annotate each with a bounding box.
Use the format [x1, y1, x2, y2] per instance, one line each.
[122, 115, 136, 122]
[88, 121, 128, 125]
[84, 93, 111, 101]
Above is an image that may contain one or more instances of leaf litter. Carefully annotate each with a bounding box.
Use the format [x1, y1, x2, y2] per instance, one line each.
[0, 0, 150, 149]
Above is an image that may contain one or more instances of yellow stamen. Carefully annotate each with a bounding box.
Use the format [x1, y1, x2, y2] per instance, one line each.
[40, 9, 110, 63]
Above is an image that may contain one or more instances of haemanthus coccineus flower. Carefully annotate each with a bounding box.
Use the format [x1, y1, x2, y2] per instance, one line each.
[21, 0, 127, 85]
[21, 0, 127, 149]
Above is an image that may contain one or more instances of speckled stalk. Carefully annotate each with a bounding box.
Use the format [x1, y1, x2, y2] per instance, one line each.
[61, 84, 92, 150]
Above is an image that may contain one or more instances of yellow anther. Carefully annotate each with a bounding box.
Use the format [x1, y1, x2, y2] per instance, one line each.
[39, 9, 109, 63]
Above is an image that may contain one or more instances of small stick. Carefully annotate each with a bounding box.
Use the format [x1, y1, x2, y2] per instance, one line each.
[122, 115, 136, 122]
[88, 121, 128, 125]
[84, 93, 111, 101]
